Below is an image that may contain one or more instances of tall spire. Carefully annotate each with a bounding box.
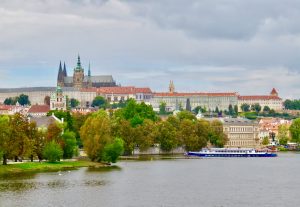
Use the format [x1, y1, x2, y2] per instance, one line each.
[77, 54, 81, 68]
[57, 61, 62, 79]
[88, 62, 91, 76]
[63, 62, 67, 76]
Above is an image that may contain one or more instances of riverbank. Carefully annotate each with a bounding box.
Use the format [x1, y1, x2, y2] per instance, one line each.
[0, 160, 108, 176]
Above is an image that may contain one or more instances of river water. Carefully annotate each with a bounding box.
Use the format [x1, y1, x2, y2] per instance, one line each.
[0, 153, 300, 207]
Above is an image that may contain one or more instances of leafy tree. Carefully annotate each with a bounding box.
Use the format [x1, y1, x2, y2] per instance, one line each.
[186, 98, 191, 112]
[262, 136, 270, 145]
[70, 98, 80, 108]
[251, 103, 261, 113]
[114, 99, 157, 127]
[62, 131, 78, 159]
[289, 118, 300, 143]
[92, 96, 107, 108]
[179, 119, 208, 152]
[26, 122, 41, 162]
[241, 103, 250, 112]
[4, 97, 17, 105]
[284, 99, 300, 110]
[228, 104, 234, 116]
[157, 121, 178, 152]
[176, 110, 196, 121]
[159, 102, 167, 115]
[72, 112, 90, 147]
[263, 105, 271, 113]
[135, 119, 158, 151]
[47, 122, 63, 143]
[193, 106, 206, 114]
[102, 138, 124, 163]
[18, 94, 30, 105]
[80, 110, 112, 161]
[209, 120, 228, 147]
[43, 141, 63, 162]
[0, 115, 13, 165]
[234, 105, 238, 115]
[215, 107, 219, 113]
[277, 125, 289, 146]
[47, 110, 73, 131]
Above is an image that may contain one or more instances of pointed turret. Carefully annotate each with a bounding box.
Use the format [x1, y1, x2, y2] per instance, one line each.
[169, 80, 175, 93]
[63, 62, 67, 77]
[270, 88, 278, 97]
[74, 54, 84, 72]
[57, 61, 64, 86]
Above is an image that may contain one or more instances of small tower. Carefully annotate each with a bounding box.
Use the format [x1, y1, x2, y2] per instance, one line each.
[57, 61, 64, 87]
[87, 62, 92, 88]
[50, 86, 67, 111]
[270, 88, 278, 97]
[73, 55, 85, 89]
[169, 80, 175, 93]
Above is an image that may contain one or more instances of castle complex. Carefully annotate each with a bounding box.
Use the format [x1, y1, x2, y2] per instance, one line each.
[57, 55, 116, 89]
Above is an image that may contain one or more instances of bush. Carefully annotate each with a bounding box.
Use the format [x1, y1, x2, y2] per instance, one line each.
[43, 141, 63, 162]
[102, 138, 124, 163]
[62, 131, 78, 159]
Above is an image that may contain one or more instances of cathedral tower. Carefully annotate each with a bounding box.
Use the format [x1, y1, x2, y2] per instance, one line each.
[73, 55, 85, 89]
[57, 61, 64, 87]
[169, 80, 175, 93]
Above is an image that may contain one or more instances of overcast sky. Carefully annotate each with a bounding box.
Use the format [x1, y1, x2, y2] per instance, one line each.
[1, 0, 300, 99]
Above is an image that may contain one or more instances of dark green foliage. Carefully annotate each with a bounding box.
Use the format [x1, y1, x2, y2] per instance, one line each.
[251, 103, 261, 113]
[43, 141, 63, 162]
[159, 102, 167, 115]
[290, 118, 300, 143]
[102, 138, 124, 163]
[92, 96, 107, 108]
[241, 103, 250, 112]
[186, 98, 191, 112]
[4, 94, 30, 105]
[263, 105, 271, 112]
[208, 120, 228, 147]
[47, 110, 74, 131]
[193, 106, 206, 114]
[70, 98, 80, 108]
[62, 131, 78, 159]
[284, 99, 300, 110]
[115, 99, 158, 127]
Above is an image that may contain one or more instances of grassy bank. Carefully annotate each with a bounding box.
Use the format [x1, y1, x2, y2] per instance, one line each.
[0, 160, 107, 176]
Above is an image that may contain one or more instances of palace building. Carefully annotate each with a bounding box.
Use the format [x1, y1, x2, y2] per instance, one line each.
[57, 55, 116, 89]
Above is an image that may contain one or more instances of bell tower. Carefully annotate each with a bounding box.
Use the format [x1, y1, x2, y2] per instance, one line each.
[73, 55, 85, 89]
[169, 80, 175, 93]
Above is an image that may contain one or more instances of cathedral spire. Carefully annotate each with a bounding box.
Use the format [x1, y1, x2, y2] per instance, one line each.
[63, 62, 67, 76]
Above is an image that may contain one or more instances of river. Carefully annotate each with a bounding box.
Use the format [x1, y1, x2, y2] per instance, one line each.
[0, 153, 300, 207]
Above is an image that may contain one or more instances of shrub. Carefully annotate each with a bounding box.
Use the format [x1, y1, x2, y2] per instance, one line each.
[102, 138, 124, 163]
[43, 141, 63, 162]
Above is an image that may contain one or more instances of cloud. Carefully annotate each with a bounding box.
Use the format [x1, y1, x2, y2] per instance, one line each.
[0, 0, 300, 98]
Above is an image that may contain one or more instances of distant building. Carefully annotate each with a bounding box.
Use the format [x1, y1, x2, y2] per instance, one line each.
[50, 86, 67, 111]
[57, 55, 117, 89]
[238, 88, 283, 112]
[150, 81, 238, 112]
[222, 118, 260, 148]
[28, 105, 50, 117]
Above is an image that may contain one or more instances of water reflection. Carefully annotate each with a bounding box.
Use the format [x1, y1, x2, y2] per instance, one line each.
[0, 182, 37, 192]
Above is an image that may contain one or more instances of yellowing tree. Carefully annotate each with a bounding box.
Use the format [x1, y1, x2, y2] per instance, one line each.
[80, 110, 112, 161]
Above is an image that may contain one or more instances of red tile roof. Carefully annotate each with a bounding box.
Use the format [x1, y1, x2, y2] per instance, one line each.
[0, 105, 13, 110]
[92, 86, 153, 95]
[154, 92, 238, 97]
[238, 95, 282, 100]
[270, 88, 278, 95]
[28, 105, 50, 113]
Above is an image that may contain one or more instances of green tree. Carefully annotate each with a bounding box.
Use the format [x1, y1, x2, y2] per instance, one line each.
[70, 98, 80, 108]
[215, 107, 219, 114]
[234, 105, 238, 115]
[228, 104, 234, 116]
[176, 110, 196, 121]
[4, 97, 17, 105]
[157, 121, 178, 152]
[43, 140, 63, 162]
[102, 138, 124, 163]
[159, 102, 167, 115]
[62, 131, 78, 159]
[135, 119, 158, 151]
[179, 119, 208, 152]
[18, 94, 30, 105]
[72, 112, 90, 147]
[289, 118, 300, 143]
[0, 115, 13, 165]
[209, 120, 228, 147]
[80, 110, 112, 161]
[262, 136, 270, 145]
[241, 103, 250, 112]
[92, 96, 107, 108]
[251, 103, 261, 113]
[263, 105, 271, 113]
[277, 125, 289, 146]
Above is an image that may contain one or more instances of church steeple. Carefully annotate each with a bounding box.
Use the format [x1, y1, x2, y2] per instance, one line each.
[75, 54, 84, 72]
[169, 80, 175, 93]
[63, 62, 67, 76]
[57, 61, 64, 87]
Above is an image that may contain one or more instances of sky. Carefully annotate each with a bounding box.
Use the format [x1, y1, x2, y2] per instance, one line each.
[0, 0, 300, 99]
